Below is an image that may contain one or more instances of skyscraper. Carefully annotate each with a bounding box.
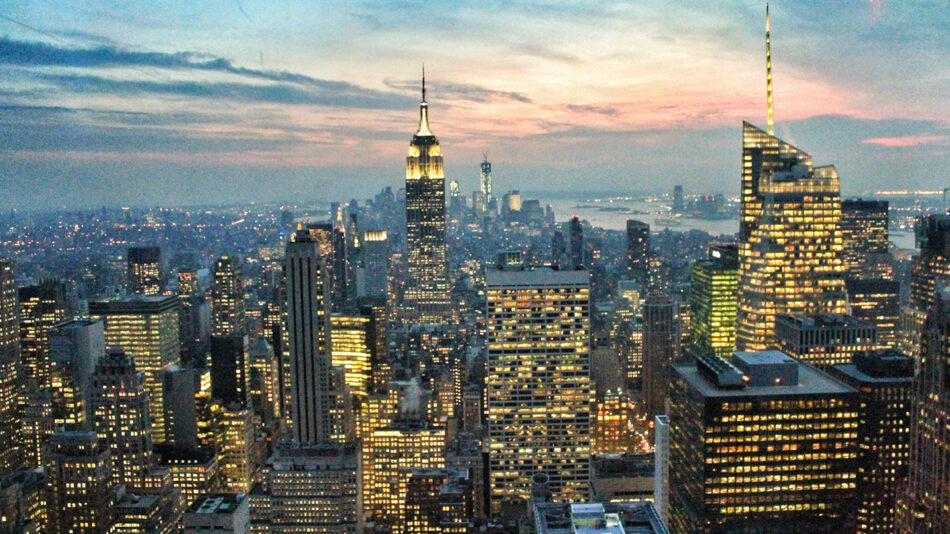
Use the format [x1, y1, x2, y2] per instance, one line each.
[209, 333, 249, 407]
[331, 314, 372, 399]
[642, 294, 680, 423]
[46, 431, 114, 534]
[569, 216, 584, 270]
[841, 199, 893, 280]
[127, 246, 164, 295]
[90, 349, 152, 487]
[846, 278, 900, 348]
[405, 72, 451, 324]
[736, 122, 848, 350]
[690, 245, 738, 357]
[626, 220, 650, 282]
[48, 319, 105, 428]
[668, 351, 860, 533]
[217, 407, 253, 493]
[89, 294, 181, 443]
[480, 154, 492, 205]
[18, 279, 67, 391]
[285, 228, 351, 444]
[896, 287, 950, 533]
[774, 313, 878, 368]
[359, 229, 390, 300]
[0, 258, 18, 473]
[909, 213, 950, 312]
[212, 255, 245, 337]
[485, 261, 591, 509]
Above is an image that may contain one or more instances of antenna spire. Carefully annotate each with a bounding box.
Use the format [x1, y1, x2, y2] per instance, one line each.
[422, 64, 426, 103]
[766, 3, 774, 136]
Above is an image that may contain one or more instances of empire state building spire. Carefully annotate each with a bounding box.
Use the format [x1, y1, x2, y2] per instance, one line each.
[417, 66, 432, 137]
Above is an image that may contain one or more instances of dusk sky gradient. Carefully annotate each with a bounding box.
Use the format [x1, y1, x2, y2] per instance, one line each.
[0, 1, 947, 210]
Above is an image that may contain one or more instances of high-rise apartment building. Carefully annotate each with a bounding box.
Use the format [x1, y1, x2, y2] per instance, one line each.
[89, 294, 181, 443]
[0, 258, 19, 474]
[127, 246, 164, 295]
[212, 255, 245, 337]
[774, 313, 877, 369]
[485, 263, 591, 510]
[896, 287, 950, 533]
[668, 351, 860, 533]
[626, 220, 650, 283]
[90, 349, 153, 487]
[285, 228, 351, 444]
[46, 431, 114, 534]
[690, 245, 739, 357]
[737, 122, 848, 350]
[829, 350, 914, 533]
[841, 200, 893, 280]
[404, 75, 450, 324]
[250, 442, 362, 533]
[642, 294, 680, 423]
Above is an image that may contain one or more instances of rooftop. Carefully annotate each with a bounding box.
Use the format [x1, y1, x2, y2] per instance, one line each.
[535, 501, 668, 534]
[187, 493, 245, 514]
[485, 266, 589, 287]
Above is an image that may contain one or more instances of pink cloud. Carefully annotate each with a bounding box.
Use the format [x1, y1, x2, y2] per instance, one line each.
[862, 135, 947, 147]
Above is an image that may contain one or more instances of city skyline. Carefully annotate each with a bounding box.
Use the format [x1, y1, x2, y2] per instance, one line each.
[0, 1, 947, 210]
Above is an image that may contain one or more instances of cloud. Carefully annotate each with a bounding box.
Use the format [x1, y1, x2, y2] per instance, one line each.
[383, 78, 532, 104]
[566, 104, 620, 116]
[862, 135, 947, 148]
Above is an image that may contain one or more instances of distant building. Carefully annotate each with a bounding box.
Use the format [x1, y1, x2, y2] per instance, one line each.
[909, 214, 950, 312]
[535, 502, 669, 534]
[183, 493, 249, 534]
[0, 257, 18, 473]
[127, 246, 164, 295]
[19, 279, 67, 391]
[626, 220, 651, 284]
[569, 216, 584, 270]
[668, 351, 860, 533]
[211, 255, 245, 337]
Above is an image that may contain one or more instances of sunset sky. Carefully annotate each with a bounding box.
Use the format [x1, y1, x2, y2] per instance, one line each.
[0, 1, 947, 210]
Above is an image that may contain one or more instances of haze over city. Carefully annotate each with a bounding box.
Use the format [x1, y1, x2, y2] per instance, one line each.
[1, 0, 947, 210]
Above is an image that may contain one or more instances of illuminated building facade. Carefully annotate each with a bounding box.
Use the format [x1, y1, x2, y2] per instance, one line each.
[90, 349, 153, 487]
[668, 351, 860, 533]
[626, 220, 650, 283]
[737, 122, 848, 350]
[485, 264, 591, 510]
[0, 467, 48, 532]
[285, 228, 353, 444]
[846, 278, 900, 349]
[405, 74, 451, 325]
[46, 431, 113, 534]
[366, 421, 446, 531]
[155, 445, 219, 510]
[360, 229, 390, 300]
[113, 468, 183, 534]
[909, 214, 950, 312]
[48, 319, 105, 429]
[18, 279, 67, 392]
[0, 257, 19, 474]
[20, 390, 55, 468]
[217, 407, 254, 493]
[690, 245, 739, 357]
[774, 313, 877, 369]
[841, 200, 893, 280]
[248, 337, 278, 423]
[250, 442, 362, 533]
[127, 246, 164, 295]
[642, 294, 679, 423]
[212, 255, 245, 337]
[331, 314, 372, 399]
[592, 388, 631, 454]
[90, 294, 180, 443]
[404, 467, 473, 534]
[896, 288, 950, 533]
[829, 350, 913, 533]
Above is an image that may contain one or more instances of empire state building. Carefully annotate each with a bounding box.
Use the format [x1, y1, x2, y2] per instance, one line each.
[404, 73, 450, 324]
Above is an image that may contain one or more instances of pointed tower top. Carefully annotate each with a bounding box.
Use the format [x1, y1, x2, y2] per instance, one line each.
[415, 66, 433, 137]
[766, 3, 774, 136]
[422, 64, 426, 103]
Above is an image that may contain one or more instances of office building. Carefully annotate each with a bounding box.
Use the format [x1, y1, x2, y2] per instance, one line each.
[183, 493, 249, 534]
[20, 389, 55, 468]
[217, 407, 254, 493]
[690, 245, 739, 357]
[127, 246, 164, 295]
[737, 122, 848, 350]
[285, 227, 353, 444]
[248, 337, 278, 423]
[331, 314, 372, 399]
[18, 279, 67, 391]
[90, 349, 153, 487]
[359, 229, 390, 300]
[841, 200, 893, 280]
[250, 442, 362, 533]
[774, 313, 877, 369]
[0, 467, 47, 532]
[534, 502, 669, 534]
[212, 255, 245, 337]
[404, 74, 451, 324]
[0, 257, 18, 473]
[569, 216, 584, 270]
[668, 351, 860, 533]
[829, 350, 914, 533]
[48, 319, 105, 428]
[642, 294, 679, 423]
[896, 287, 950, 533]
[404, 467, 473, 534]
[846, 278, 900, 349]
[113, 468, 183, 534]
[485, 263, 591, 510]
[155, 445, 219, 509]
[592, 389, 630, 454]
[306, 222, 350, 311]
[162, 365, 199, 450]
[46, 431, 114, 534]
[909, 214, 950, 312]
[210, 333, 249, 407]
[654, 415, 670, 525]
[90, 294, 180, 443]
